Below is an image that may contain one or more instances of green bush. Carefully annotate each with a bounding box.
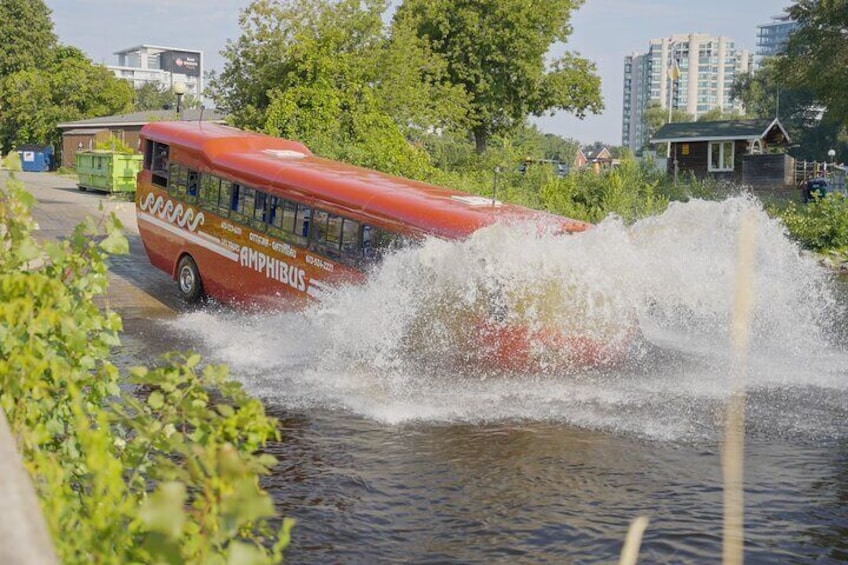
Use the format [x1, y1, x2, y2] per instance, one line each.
[0, 175, 292, 563]
[3, 151, 22, 171]
[771, 192, 848, 252]
[94, 135, 136, 154]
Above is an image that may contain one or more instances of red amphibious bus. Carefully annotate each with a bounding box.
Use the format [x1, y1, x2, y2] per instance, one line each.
[135, 121, 623, 368]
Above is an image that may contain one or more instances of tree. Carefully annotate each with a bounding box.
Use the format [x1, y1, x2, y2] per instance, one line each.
[777, 0, 848, 127]
[0, 0, 56, 76]
[0, 47, 133, 150]
[133, 82, 200, 112]
[210, 0, 468, 178]
[0, 2, 133, 152]
[696, 107, 745, 122]
[733, 58, 845, 161]
[134, 82, 179, 111]
[641, 101, 693, 153]
[540, 132, 580, 164]
[394, 0, 603, 152]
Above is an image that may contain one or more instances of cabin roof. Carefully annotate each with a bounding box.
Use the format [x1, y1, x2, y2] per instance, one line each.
[57, 109, 226, 129]
[651, 118, 790, 144]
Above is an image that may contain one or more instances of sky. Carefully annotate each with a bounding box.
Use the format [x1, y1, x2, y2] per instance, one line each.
[45, 0, 791, 146]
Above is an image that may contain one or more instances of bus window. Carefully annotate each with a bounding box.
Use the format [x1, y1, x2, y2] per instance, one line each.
[169, 164, 187, 199]
[229, 183, 240, 213]
[199, 175, 220, 209]
[186, 170, 200, 203]
[150, 142, 169, 187]
[218, 180, 233, 218]
[232, 185, 256, 224]
[362, 225, 404, 263]
[310, 209, 329, 250]
[253, 190, 268, 231]
[268, 196, 283, 231]
[143, 139, 153, 170]
[294, 204, 311, 246]
[268, 197, 298, 242]
[281, 200, 297, 234]
[341, 218, 360, 264]
[324, 214, 343, 259]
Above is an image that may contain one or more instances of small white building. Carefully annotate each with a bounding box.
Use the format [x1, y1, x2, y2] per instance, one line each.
[108, 44, 203, 97]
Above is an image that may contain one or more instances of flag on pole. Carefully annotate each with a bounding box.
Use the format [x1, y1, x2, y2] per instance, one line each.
[669, 59, 681, 81]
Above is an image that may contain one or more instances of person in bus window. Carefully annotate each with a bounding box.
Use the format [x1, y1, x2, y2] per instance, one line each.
[362, 225, 374, 260]
[186, 171, 199, 198]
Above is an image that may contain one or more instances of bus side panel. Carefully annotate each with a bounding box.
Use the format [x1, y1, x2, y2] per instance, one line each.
[136, 182, 362, 309]
[136, 184, 185, 281]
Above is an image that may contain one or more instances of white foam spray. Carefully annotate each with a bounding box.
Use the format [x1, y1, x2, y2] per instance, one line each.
[165, 196, 848, 441]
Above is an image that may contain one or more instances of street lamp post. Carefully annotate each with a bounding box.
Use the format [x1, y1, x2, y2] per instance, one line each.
[173, 81, 187, 118]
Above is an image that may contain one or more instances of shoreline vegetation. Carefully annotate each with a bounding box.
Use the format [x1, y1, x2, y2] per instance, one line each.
[0, 167, 292, 563]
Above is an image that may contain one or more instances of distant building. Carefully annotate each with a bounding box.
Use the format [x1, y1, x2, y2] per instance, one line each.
[622, 34, 753, 153]
[756, 12, 799, 61]
[650, 118, 794, 191]
[56, 108, 225, 168]
[574, 147, 613, 172]
[108, 45, 203, 98]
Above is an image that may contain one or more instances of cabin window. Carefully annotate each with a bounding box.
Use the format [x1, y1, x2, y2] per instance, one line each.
[199, 175, 220, 209]
[708, 141, 734, 172]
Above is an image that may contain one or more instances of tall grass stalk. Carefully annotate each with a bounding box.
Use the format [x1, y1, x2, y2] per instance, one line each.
[723, 210, 758, 565]
[618, 516, 650, 565]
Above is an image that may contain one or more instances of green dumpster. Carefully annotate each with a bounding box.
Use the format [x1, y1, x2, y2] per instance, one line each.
[75, 150, 143, 194]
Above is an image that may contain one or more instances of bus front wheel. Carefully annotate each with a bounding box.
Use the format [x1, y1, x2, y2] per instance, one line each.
[177, 255, 204, 304]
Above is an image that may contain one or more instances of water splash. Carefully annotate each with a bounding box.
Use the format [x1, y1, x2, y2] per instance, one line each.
[165, 196, 848, 441]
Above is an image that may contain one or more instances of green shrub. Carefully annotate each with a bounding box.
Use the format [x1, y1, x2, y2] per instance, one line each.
[94, 135, 136, 154]
[771, 192, 848, 252]
[3, 151, 22, 171]
[0, 175, 292, 563]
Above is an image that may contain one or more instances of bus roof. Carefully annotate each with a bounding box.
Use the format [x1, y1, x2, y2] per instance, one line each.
[140, 121, 591, 239]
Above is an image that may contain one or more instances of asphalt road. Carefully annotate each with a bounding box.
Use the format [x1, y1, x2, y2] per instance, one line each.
[1, 170, 188, 356]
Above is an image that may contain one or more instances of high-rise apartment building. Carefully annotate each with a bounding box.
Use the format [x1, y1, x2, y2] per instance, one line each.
[756, 12, 798, 60]
[108, 45, 203, 98]
[622, 34, 753, 152]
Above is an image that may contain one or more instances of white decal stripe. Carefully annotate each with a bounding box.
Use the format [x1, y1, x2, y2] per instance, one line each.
[306, 278, 333, 299]
[138, 212, 239, 262]
[309, 279, 332, 291]
[197, 230, 222, 244]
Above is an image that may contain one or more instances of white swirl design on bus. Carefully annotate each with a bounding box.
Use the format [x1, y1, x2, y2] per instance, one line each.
[139, 193, 205, 232]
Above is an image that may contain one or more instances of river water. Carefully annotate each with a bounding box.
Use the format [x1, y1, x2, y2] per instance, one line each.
[160, 196, 848, 564]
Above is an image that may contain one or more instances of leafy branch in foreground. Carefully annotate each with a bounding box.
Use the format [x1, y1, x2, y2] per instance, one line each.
[0, 174, 291, 564]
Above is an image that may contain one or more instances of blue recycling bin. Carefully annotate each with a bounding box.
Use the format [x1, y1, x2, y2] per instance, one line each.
[16, 145, 53, 172]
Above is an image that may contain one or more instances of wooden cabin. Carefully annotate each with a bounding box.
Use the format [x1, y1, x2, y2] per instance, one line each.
[57, 109, 225, 169]
[651, 118, 794, 190]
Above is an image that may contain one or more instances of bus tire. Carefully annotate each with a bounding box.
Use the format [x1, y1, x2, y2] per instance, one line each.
[177, 255, 204, 304]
